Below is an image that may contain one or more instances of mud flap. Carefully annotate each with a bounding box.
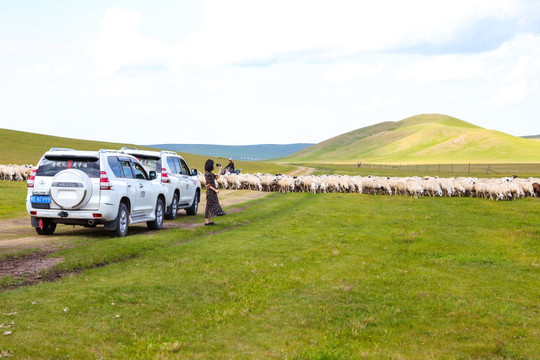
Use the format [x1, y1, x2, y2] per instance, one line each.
[104, 219, 118, 231]
[104, 215, 133, 230]
[30, 217, 40, 227]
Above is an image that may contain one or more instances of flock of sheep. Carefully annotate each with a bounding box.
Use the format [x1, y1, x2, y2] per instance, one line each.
[3, 163, 539, 201]
[199, 172, 540, 201]
[0, 164, 34, 181]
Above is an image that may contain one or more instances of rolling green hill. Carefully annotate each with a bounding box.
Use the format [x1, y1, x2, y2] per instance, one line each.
[283, 114, 540, 164]
[0, 128, 294, 174]
[0, 128, 162, 165]
[0, 128, 220, 168]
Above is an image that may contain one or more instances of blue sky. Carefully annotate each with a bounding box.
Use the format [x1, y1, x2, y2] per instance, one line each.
[1, 0, 539, 145]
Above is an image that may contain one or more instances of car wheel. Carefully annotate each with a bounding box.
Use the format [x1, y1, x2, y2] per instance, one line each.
[166, 193, 179, 220]
[186, 191, 199, 216]
[109, 203, 129, 237]
[147, 198, 164, 230]
[35, 219, 57, 235]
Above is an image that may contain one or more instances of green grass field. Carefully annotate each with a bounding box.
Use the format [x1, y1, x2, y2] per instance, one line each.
[0, 181, 27, 219]
[1, 193, 538, 359]
[306, 163, 540, 178]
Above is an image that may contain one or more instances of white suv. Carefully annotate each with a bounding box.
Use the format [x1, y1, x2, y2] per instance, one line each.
[120, 148, 201, 220]
[26, 148, 166, 237]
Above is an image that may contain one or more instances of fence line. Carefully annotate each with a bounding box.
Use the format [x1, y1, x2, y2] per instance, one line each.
[356, 162, 540, 175]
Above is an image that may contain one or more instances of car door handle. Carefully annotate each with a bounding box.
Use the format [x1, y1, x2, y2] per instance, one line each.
[126, 183, 131, 188]
[139, 184, 144, 188]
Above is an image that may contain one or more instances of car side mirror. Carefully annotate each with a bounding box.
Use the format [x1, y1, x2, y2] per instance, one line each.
[149, 171, 157, 180]
[191, 169, 198, 176]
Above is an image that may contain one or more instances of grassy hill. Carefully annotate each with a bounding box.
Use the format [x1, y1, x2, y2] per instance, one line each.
[0, 128, 293, 174]
[283, 114, 540, 164]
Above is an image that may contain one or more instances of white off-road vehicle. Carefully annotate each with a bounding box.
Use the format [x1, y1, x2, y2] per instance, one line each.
[26, 148, 166, 237]
[120, 148, 201, 219]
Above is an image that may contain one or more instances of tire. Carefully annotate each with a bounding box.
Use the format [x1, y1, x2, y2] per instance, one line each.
[108, 203, 129, 237]
[35, 219, 57, 235]
[186, 191, 199, 216]
[166, 193, 179, 220]
[147, 198, 164, 230]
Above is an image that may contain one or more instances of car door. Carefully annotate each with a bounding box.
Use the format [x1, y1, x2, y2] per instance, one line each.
[117, 157, 142, 214]
[171, 157, 190, 204]
[179, 158, 195, 203]
[130, 160, 155, 215]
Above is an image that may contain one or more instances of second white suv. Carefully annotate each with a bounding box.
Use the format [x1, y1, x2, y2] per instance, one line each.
[26, 148, 167, 237]
[120, 148, 201, 220]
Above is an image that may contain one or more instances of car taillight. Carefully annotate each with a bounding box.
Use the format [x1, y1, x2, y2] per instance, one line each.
[100, 171, 112, 190]
[27, 168, 37, 188]
[161, 168, 170, 183]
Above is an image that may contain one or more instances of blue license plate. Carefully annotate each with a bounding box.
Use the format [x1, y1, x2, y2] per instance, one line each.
[30, 195, 51, 204]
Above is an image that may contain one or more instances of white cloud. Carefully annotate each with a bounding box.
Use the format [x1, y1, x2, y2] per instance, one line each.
[481, 34, 540, 106]
[91, 8, 170, 77]
[397, 55, 487, 82]
[491, 81, 529, 106]
[357, 97, 396, 112]
[2, 1, 540, 144]
[178, 0, 520, 67]
[20, 64, 51, 75]
[324, 62, 384, 83]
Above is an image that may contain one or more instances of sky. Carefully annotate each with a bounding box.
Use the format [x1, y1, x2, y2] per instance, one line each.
[1, 0, 539, 145]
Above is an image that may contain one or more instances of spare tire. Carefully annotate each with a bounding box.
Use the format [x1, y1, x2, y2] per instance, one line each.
[50, 169, 93, 209]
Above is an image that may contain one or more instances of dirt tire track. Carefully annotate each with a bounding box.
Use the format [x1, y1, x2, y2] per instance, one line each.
[0, 190, 269, 289]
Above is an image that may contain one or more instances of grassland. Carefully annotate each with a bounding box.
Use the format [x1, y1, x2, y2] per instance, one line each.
[0, 181, 27, 219]
[283, 114, 540, 164]
[1, 192, 538, 359]
[304, 163, 540, 178]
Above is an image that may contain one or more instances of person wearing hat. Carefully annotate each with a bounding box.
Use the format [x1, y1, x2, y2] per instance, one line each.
[224, 157, 235, 174]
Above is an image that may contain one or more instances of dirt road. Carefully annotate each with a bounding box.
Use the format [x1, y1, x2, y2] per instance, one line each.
[0, 190, 270, 285]
[285, 165, 315, 177]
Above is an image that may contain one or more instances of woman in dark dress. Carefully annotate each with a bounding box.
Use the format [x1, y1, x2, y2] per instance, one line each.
[204, 159, 224, 225]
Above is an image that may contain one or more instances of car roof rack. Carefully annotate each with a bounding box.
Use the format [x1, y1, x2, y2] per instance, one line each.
[160, 150, 178, 155]
[99, 149, 123, 154]
[120, 147, 138, 150]
[48, 147, 76, 152]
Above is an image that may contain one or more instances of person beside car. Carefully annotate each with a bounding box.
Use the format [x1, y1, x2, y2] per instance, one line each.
[204, 159, 225, 226]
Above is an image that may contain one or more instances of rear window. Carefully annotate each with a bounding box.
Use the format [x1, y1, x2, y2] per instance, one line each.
[36, 156, 100, 178]
[133, 156, 161, 173]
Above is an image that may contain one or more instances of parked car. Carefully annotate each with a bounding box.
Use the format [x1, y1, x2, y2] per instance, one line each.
[26, 148, 166, 237]
[120, 148, 201, 219]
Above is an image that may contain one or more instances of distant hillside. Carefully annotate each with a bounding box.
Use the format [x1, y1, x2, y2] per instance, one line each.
[0, 128, 295, 174]
[147, 143, 314, 160]
[521, 134, 540, 140]
[0, 128, 209, 166]
[283, 114, 540, 164]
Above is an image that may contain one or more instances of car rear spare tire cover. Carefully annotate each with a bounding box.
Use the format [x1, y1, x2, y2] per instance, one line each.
[50, 169, 93, 209]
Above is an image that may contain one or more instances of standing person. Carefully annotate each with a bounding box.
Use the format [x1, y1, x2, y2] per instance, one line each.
[204, 159, 225, 225]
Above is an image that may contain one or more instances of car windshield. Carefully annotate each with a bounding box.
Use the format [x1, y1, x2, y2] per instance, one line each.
[134, 156, 161, 173]
[36, 156, 100, 178]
